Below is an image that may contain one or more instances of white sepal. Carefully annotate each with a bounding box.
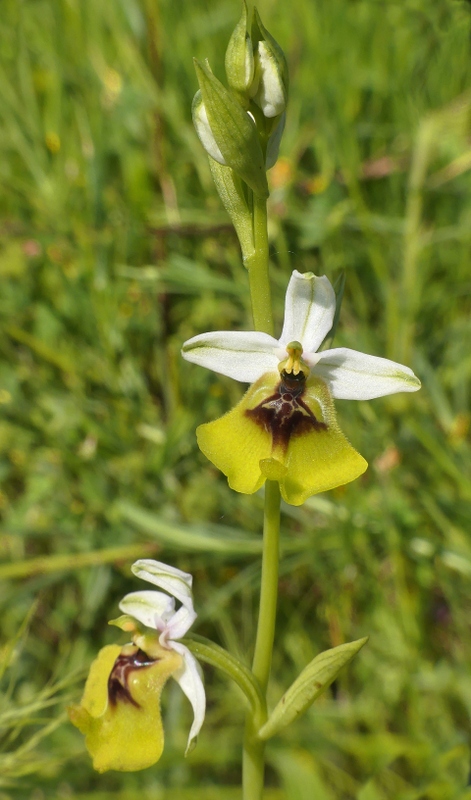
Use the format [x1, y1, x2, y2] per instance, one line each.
[279, 271, 336, 354]
[121, 558, 206, 757]
[315, 347, 422, 400]
[182, 330, 279, 383]
[182, 269, 421, 404]
[119, 590, 174, 629]
[131, 559, 193, 611]
[170, 641, 206, 755]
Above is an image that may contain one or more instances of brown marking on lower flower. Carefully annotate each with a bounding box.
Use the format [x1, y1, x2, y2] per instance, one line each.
[108, 648, 157, 708]
[246, 370, 327, 450]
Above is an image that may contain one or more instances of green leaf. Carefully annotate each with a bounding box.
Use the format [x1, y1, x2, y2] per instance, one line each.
[258, 637, 368, 740]
[182, 634, 266, 726]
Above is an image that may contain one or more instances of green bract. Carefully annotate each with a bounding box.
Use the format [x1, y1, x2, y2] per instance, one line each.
[193, 60, 268, 199]
[258, 638, 368, 740]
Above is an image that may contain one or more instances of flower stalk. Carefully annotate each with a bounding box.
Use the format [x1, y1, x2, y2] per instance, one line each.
[243, 480, 281, 800]
[246, 194, 273, 336]
[240, 110, 280, 795]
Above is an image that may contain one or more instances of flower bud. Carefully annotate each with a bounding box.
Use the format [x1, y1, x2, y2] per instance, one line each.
[225, 0, 254, 96]
[193, 59, 268, 199]
[250, 9, 288, 119]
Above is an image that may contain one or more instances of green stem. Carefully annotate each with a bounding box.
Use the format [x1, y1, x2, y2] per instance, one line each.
[251, 481, 281, 692]
[242, 481, 281, 800]
[241, 190, 280, 800]
[245, 195, 274, 336]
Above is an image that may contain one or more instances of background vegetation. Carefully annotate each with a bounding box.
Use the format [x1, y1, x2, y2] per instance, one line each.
[1, 0, 471, 797]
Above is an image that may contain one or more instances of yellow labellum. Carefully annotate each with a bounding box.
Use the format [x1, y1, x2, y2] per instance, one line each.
[68, 643, 182, 773]
[197, 373, 367, 506]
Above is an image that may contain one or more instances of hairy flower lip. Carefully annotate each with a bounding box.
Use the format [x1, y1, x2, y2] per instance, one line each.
[107, 647, 157, 709]
[195, 371, 368, 505]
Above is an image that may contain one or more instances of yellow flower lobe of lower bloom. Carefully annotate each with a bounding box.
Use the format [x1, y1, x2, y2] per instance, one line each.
[68, 642, 182, 773]
[196, 372, 367, 505]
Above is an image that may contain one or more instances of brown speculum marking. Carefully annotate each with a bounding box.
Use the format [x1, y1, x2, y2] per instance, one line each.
[245, 370, 327, 451]
[108, 648, 157, 708]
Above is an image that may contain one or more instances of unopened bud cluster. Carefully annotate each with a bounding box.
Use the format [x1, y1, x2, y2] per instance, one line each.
[226, 4, 288, 121]
[192, 2, 288, 262]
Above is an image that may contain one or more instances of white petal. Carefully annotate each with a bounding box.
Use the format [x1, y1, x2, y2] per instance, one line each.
[170, 641, 206, 755]
[119, 590, 175, 629]
[165, 604, 197, 641]
[279, 271, 336, 354]
[315, 347, 421, 400]
[131, 559, 194, 611]
[182, 330, 279, 383]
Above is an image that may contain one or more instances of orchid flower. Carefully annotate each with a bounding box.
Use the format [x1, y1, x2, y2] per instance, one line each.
[69, 559, 205, 773]
[182, 270, 420, 505]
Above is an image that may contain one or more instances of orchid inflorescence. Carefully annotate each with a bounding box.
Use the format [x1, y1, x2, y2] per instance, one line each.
[70, 5, 421, 794]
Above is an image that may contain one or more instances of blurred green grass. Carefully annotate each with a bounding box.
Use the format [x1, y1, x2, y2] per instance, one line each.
[1, 0, 471, 797]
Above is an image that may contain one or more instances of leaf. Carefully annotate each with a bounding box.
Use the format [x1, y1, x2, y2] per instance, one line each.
[182, 634, 265, 724]
[257, 637, 368, 740]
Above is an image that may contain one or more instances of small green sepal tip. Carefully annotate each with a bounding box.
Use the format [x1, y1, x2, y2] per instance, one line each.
[225, 0, 254, 97]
